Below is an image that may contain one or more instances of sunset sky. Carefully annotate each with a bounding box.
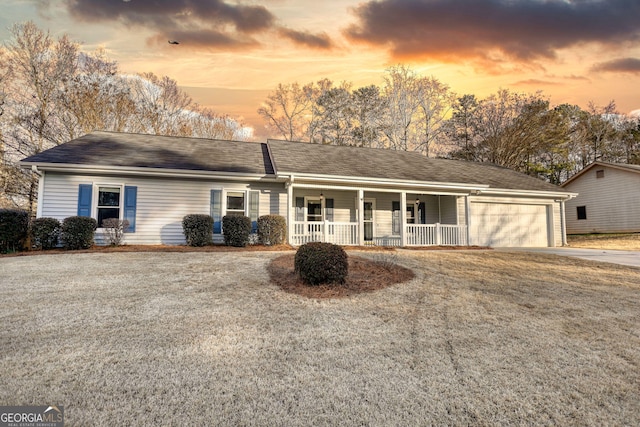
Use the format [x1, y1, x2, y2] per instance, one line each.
[2, 0, 640, 139]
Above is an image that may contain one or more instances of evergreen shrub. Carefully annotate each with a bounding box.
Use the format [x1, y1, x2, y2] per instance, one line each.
[61, 216, 97, 250]
[182, 214, 214, 247]
[257, 215, 287, 246]
[0, 209, 29, 253]
[222, 215, 251, 247]
[31, 217, 61, 250]
[294, 242, 348, 286]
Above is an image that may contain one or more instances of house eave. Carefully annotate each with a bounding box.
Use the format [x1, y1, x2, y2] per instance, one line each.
[20, 162, 283, 182]
[480, 188, 577, 200]
[277, 171, 490, 193]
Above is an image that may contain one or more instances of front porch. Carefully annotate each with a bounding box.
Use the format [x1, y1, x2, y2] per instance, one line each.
[286, 184, 471, 247]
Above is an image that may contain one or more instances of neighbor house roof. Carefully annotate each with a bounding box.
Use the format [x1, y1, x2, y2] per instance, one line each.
[22, 131, 566, 194]
[21, 131, 274, 176]
[561, 161, 640, 187]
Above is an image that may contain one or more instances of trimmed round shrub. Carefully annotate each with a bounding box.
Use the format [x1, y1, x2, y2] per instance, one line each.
[222, 215, 251, 247]
[61, 216, 97, 250]
[257, 215, 287, 246]
[0, 209, 29, 253]
[294, 242, 348, 286]
[182, 214, 214, 247]
[31, 217, 61, 250]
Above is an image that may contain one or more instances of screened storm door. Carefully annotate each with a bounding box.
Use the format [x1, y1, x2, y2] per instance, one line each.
[307, 198, 323, 222]
[363, 199, 375, 241]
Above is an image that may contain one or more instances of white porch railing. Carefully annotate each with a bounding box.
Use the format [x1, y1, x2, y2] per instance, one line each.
[291, 222, 468, 247]
[291, 221, 358, 246]
[405, 224, 468, 246]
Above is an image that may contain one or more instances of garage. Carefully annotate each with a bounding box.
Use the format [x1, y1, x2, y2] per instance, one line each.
[470, 202, 550, 247]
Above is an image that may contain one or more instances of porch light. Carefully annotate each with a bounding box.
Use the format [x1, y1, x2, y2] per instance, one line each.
[320, 192, 324, 201]
[415, 198, 420, 205]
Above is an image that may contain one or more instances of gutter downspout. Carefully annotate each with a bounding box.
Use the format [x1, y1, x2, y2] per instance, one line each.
[560, 200, 567, 246]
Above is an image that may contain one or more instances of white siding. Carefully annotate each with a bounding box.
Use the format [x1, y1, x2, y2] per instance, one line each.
[564, 166, 640, 234]
[40, 172, 286, 245]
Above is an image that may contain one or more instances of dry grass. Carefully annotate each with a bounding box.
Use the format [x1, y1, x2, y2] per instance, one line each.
[568, 233, 640, 250]
[1, 250, 640, 426]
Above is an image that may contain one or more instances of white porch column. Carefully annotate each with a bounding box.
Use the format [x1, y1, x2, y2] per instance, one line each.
[286, 177, 293, 245]
[400, 191, 407, 247]
[357, 189, 365, 246]
[465, 195, 471, 246]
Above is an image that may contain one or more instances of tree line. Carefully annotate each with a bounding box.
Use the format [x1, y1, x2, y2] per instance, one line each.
[258, 65, 640, 185]
[0, 22, 246, 211]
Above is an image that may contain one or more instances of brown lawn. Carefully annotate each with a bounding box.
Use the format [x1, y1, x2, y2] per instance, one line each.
[568, 233, 640, 250]
[1, 250, 639, 425]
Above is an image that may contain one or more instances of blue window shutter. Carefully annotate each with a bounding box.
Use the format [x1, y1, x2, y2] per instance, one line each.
[211, 190, 222, 234]
[325, 198, 334, 222]
[249, 190, 260, 233]
[123, 186, 137, 233]
[295, 197, 304, 222]
[77, 184, 92, 217]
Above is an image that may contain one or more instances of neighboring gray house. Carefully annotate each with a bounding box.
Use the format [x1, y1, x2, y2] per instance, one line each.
[21, 131, 576, 247]
[562, 161, 640, 234]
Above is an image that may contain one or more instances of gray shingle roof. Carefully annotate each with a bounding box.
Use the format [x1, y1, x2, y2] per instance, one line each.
[267, 139, 563, 192]
[22, 131, 274, 175]
[22, 131, 565, 193]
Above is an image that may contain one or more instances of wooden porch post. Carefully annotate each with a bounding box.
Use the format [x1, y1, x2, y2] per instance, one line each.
[287, 177, 293, 245]
[465, 194, 471, 246]
[400, 191, 407, 247]
[358, 189, 364, 246]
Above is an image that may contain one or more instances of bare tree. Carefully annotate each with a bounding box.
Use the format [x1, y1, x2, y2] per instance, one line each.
[258, 82, 314, 141]
[415, 76, 456, 157]
[3, 21, 79, 213]
[351, 85, 386, 148]
[381, 64, 422, 151]
[128, 72, 194, 136]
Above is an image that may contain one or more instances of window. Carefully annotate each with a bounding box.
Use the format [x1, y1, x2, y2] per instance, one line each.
[596, 169, 605, 178]
[97, 186, 121, 227]
[577, 206, 587, 220]
[226, 192, 245, 217]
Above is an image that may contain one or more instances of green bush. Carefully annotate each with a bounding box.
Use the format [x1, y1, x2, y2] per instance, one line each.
[31, 217, 61, 250]
[182, 214, 213, 247]
[61, 216, 97, 250]
[294, 242, 348, 286]
[257, 215, 287, 246]
[0, 209, 29, 253]
[222, 215, 251, 247]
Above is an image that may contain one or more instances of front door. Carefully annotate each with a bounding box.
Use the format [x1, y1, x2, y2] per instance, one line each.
[364, 200, 375, 241]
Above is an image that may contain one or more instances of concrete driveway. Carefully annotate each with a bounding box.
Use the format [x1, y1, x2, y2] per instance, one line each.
[501, 247, 640, 268]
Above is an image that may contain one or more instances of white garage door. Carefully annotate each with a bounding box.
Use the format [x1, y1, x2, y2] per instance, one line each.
[470, 202, 549, 247]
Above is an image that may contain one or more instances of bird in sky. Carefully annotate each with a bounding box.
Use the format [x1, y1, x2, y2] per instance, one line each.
[168, 40, 179, 45]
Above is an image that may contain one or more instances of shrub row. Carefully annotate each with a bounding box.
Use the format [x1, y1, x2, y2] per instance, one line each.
[294, 242, 348, 286]
[182, 214, 287, 247]
[0, 210, 112, 252]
